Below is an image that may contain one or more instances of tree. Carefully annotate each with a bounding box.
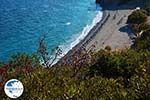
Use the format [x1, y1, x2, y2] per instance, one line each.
[127, 10, 148, 24]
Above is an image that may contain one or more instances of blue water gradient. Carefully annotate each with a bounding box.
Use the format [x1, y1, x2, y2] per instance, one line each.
[0, 0, 100, 61]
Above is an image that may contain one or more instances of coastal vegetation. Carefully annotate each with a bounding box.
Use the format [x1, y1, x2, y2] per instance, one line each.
[0, 1, 150, 100]
[127, 9, 149, 37]
[0, 30, 150, 99]
[127, 10, 147, 25]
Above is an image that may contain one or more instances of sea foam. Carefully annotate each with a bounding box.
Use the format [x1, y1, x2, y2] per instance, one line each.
[52, 10, 103, 65]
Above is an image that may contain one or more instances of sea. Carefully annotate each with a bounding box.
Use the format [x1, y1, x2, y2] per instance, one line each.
[0, 0, 102, 61]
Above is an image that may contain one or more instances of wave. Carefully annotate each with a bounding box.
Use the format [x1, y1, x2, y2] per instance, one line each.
[50, 9, 103, 65]
[70, 11, 103, 48]
[65, 22, 71, 25]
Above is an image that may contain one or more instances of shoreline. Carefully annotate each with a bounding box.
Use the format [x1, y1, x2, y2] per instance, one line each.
[52, 7, 104, 65]
[56, 0, 143, 66]
[62, 10, 103, 55]
[56, 8, 109, 65]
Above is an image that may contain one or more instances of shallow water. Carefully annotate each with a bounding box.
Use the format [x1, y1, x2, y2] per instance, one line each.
[0, 0, 102, 61]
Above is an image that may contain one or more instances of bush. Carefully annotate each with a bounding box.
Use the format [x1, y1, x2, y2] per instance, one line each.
[139, 23, 150, 32]
[9, 53, 40, 68]
[129, 74, 150, 99]
[133, 29, 150, 50]
[89, 49, 143, 79]
[105, 46, 112, 51]
[127, 10, 148, 24]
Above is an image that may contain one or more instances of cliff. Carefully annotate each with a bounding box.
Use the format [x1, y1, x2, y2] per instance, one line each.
[96, 0, 101, 4]
[95, 0, 118, 8]
[96, 0, 115, 4]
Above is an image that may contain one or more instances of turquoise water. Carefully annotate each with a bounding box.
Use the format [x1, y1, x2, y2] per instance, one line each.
[0, 0, 102, 61]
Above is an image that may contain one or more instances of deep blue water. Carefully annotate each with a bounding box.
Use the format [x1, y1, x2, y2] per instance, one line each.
[0, 0, 102, 61]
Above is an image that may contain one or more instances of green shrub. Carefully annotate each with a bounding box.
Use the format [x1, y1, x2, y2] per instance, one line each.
[105, 46, 112, 51]
[9, 53, 40, 68]
[129, 74, 150, 99]
[89, 49, 143, 79]
[139, 23, 150, 32]
[127, 10, 148, 24]
[0, 49, 150, 99]
[133, 29, 150, 50]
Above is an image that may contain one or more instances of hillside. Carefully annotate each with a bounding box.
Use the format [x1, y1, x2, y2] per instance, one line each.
[0, 0, 150, 99]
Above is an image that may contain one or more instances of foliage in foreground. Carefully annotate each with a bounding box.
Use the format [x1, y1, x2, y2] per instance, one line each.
[0, 29, 150, 99]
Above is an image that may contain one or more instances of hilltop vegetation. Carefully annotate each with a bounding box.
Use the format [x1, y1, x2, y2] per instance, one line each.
[0, 6, 150, 100]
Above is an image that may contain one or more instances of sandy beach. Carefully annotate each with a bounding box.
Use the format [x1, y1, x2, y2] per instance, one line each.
[57, 0, 144, 65]
[86, 10, 133, 52]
